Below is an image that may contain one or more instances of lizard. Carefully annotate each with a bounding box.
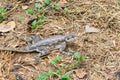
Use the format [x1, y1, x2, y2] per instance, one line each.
[0, 33, 78, 62]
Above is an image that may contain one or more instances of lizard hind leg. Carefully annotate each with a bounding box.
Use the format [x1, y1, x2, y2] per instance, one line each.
[56, 42, 73, 56]
[34, 47, 50, 62]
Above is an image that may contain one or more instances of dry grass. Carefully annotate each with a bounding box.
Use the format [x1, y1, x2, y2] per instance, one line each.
[0, 0, 120, 80]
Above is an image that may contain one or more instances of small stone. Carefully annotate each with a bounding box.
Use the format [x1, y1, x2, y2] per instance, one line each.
[22, 5, 28, 10]
[85, 25, 100, 33]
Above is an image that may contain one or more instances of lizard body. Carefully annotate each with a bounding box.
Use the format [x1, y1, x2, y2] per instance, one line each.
[0, 33, 77, 61]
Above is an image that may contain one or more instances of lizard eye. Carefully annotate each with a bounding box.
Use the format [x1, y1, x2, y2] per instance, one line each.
[65, 34, 77, 42]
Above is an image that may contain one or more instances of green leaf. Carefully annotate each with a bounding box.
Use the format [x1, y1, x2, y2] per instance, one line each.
[48, 70, 58, 77]
[50, 3, 61, 10]
[64, 8, 69, 13]
[0, 8, 6, 23]
[32, 20, 38, 30]
[73, 62, 80, 67]
[50, 56, 62, 65]
[37, 9, 43, 14]
[74, 52, 81, 60]
[35, 3, 41, 10]
[36, 73, 48, 80]
[39, 15, 46, 20]
[37, 19, 44, 25]
[80, 57, 89, 61]
[1, 9, 6, 16]
[26, 9, 35, 16]
[43, 0, 52, 7]
[56, 69, 62, 74]
[0, 17, 5, 23]
[74, 52, 89, 61]
[61, 73, 71, 80]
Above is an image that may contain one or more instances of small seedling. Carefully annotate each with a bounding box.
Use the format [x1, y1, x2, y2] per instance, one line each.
[48, 70, 58, 77]
[0, 8, 6, 23]
[36, 73, 49, 80]
[51, 3, 61, 10]
[26, 9, 35, 16]
[31, 19, 45, 30]
[64, 8, 69, 13]
[61, 73, 72, 80]
[50, 56, 62, 65]
[43, 0, 52, 7]
[32, 20, 38, 30]
[74, 52, 89, 61]
[35, 3, 41, 10]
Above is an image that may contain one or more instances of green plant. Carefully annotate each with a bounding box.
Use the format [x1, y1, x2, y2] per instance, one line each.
[36, 73, 49, 80]
[31, 19, 44, 30]
[35, 3, 41, 10]
[43, 0, 52, 7]
[0, 8, 6, 23]
[26, 1, 63, 30]
[74, 52, 89, 61]
[50, 56, 62, 65]
[64, 8, 69, 13]
[26, 9, 35, 16]
[48, 70, 58, 77]
[35, 53, 89, 80]
[64, 62, 80, 69]
[61, 73, 72, 80]
[51, 3, 61, 10]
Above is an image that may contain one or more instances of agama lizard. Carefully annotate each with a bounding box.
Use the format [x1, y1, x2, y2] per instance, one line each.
[0, 33, 77, 62]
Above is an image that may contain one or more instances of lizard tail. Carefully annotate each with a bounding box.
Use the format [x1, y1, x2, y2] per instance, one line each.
[0, 47, 31, 52]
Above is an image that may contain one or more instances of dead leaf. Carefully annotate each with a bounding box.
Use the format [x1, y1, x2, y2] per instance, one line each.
[85, 25, 100, 33]
[60, 0, 67, 4]
[73, 69, 87, 79]
[57, 0, 68, 7]
[0, 21, 15, 32]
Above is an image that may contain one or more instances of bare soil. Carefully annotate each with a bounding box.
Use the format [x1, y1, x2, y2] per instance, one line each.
[0, 0, 120, 80]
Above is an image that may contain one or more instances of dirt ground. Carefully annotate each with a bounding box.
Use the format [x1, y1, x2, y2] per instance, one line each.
[0, 0, 120, 80]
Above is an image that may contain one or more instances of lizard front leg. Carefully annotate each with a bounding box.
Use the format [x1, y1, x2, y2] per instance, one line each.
[56, 42, 73, 56]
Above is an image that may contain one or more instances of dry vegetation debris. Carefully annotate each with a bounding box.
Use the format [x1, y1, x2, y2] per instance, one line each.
[0, 0, 120, 80]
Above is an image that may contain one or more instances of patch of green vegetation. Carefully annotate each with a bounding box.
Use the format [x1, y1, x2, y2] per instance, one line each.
[64, 8, 69, 13]
[32, 19, 45, 30]
[36, 73, 49, 80]
[50, 56, 62, 65]
[35, 3, 41, 10]
[0, 8, 6, 23]
[36, 52, 89, 80]
[26, 0, 64, 30]
[43, 0, 52, 7]
[61, 73, 72, 80]
[74, 52, 89, 62]
[51, 3, 61, 10]
[48, 70, 58, 77]
[26, 9, 35, 16]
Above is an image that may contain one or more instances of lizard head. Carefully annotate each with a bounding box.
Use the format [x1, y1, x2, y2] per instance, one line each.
[65, 33, 78, 42]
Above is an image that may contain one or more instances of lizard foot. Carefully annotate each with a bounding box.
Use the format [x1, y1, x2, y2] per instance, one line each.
[34, 54, 42, 64]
